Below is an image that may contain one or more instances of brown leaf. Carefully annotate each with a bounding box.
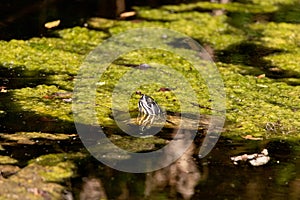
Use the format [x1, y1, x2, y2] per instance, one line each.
[242, 135, 263, 140]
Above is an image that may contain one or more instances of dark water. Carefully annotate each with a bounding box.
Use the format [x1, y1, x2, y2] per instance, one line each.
[1, 127, 299, 199]
[70, 137, 300, 200]
[0, 0, 194, 40]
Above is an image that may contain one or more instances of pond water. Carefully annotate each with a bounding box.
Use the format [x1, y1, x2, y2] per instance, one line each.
[69, 136, 300, 200]
[1, 122, 299, 199]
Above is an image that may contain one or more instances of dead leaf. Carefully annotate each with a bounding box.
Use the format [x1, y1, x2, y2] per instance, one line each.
[0, 88, 7, 93]
[44, 20, 60, 29]
[120, 11, 136, 19]
[256, 74, 265, 78]
[242, 135, 263, 140]
[269, 67, 281, 72]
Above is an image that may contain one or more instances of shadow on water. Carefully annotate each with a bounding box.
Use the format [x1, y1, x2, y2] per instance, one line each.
[0, 0, 120, 40]
[0, 0, 198, 40]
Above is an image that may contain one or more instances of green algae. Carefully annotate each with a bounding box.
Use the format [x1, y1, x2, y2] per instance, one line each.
[222, 68, 300, 138]
[109, 134, 166, 152]
[29, 152, 87, 183]
[0, 132, 75, 144]
[0, 156, 18, 165]
[0, 27, 107, 77]
[154, 1, 277, 14]
[251, 22, 300, 51]
[0, 0, 299, 141]
[0, 163, 66, 199]
[0, 153, 79, 198]
[30, 152, 86, 166]
[14, 85, 73, 122]
[93, 49, 210, 124]
[39, 162, 76, 182]
[109, 10, 245, 50]
[251, 0, 297, 5]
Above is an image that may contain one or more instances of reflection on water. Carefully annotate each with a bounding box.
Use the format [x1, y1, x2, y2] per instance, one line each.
[80, 177, 107, 200]
[144, 129, 207, 200]
[137, 113, 166, 133]
[73, 128, 299, 200]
